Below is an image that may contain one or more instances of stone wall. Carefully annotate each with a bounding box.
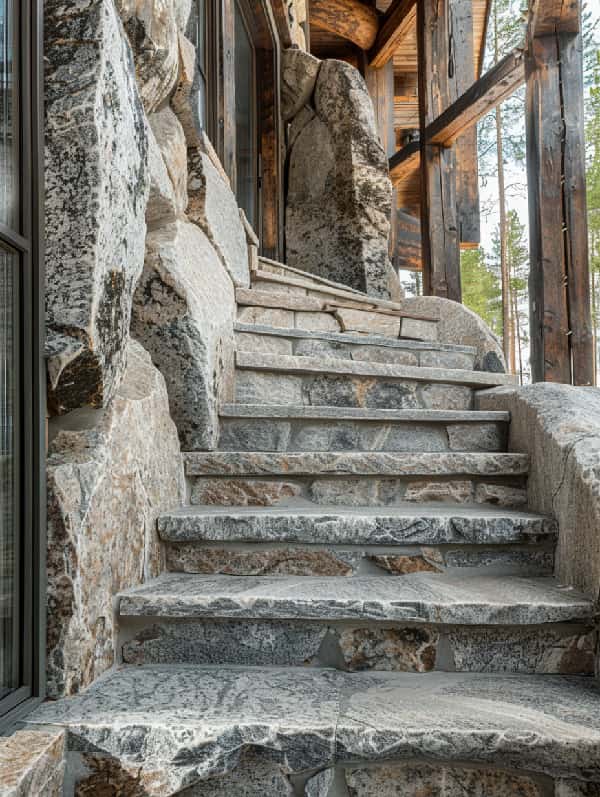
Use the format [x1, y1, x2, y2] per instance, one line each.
[43, 0, 248, 696]
[476, 384, 600, 600]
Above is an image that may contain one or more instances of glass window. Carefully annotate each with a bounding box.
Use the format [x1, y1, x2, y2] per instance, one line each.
[0, 0, 18, 229]
[234, 2, 257, 227]
[0, 241, 18, 703]
[189, 0, 208, 132]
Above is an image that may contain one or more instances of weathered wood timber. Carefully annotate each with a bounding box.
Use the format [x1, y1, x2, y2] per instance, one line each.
[529, 0, 580, 37]
[389, 140, 420, 184]
[270, 0, 294, 46]
[219, 0, 236, 185]
[427, 48, 525, 145]
[368, 0, 416, 68]
[257, 48, 282, 259]
[366, 59, 396, 157]
[309, 0, 380, 50]
[392, 210, 422, 271]
[418, 0, 461, 302]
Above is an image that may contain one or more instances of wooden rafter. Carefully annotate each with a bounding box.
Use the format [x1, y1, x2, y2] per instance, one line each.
[309, 0, 380, 51]
[389, 139, 420, 185]
[368, 0, 416, 68]
[427, 47, 525, 145]
[529, 0, 580, 37]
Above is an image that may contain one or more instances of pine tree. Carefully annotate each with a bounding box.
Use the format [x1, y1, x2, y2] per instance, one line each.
[460, 247, 503, 338]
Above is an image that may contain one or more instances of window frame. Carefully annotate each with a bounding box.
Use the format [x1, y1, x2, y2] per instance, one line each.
[0, 0, 45, 732]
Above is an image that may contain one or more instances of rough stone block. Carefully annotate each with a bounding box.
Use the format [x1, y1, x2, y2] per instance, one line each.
[237, 306, 296, 327]
[335, 308, 401, 338]
[0, 730, 65, 797]
[190, 478, 301, 507]
[132, 220, 236, 449]
[295, 311, 341, 332]
[281, 48, 320, 120]
[400, 316, 439, 342]
[46, 342, 185, 697]
[146, 121, 178, 226]
[170, 31, 202, 145]
[45, 0, 149, 414]
[338, 627, 438, 672]
[149, 106, 188, 215]
[187, 150, 249, 286]
[447, 422, 505, 452]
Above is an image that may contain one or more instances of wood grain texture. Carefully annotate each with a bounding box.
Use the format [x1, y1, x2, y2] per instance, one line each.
[369, 0, 416, 68]
[529, 0, 580, 37]
[310, 0, 380, 49]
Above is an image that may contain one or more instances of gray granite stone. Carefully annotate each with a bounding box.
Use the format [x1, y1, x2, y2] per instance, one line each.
[344, 763, 544, 796]
[447, 423, 505, 452]
[295, 311, 342, 332]
[419, 383, 475, 411]
[237, 307, 297, 328]
[148, 105, 188, 215]
[556, 782, 600, 796]
[158, 506, 557, 546]
[236, 351, 515, 388]
[335, 672, 600, 778]
[188, 150, 249, 287]
[0, 730, 65, 797]
[183, 450, 529, 478]
[178, 750, 294, 795]
[440, 548, 554, 573]
[286, 60, 393, 298]
[117, 0, 179, 112]
[26, 667, 600, 786]
[369, 553, 444, 575]
[477, 384, 600, 601]
[403, 479, 479, 504]
[401, 295, 506, 373]
[448, 626, 595, 675]
[235, 331, 294, 355]
[118, 572, 592, 625]
[166, 543, 358, 575]
[473, 482, 529, 508]
[122, 619, 328, 667]
[305, 768, 335, 797]
[146, 121, 178, 226]
[281, 47, 320, 120]
[45, 0, 148, 414]
[171, 31, 203, 146]
[46, 342, 185, 698]
[28, 666, 343, 793]
[220, 404, 509, 423]
[131, 219, 235, 449]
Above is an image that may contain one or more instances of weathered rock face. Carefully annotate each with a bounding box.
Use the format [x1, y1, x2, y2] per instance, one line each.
[0, 730, 65, 797]
[401, 295, 506, 372]
[131, 220, 236, 449]
[46, 342, 185, 698]
[281, 48, 320, 120]
[146, 121, 178, 227]
[286, 59, 395, 298]
[477, 383, 600, 599]
[187, 150, 250, 287]
[45, 0, 149, 415]
[117, 0, 180, 112]
[148, 106, 188, 216]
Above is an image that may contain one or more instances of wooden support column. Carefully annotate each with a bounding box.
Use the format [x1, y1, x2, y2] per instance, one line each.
[450, 0, 480, 247]
[526, 15, 593, 385]
[418, 0, 461, 301]
[365, 59, 396, 157]
[218, 0, 236, 185]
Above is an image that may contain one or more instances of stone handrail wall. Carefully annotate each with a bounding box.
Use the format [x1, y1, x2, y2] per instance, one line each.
[477, 383, 600, 601]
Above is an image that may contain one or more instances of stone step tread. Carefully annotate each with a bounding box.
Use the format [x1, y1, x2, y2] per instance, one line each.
[183, 451, 529, 477]
[158, 504, 557, 545]
[117, 572, 593, 625]
[27, 666, 600, 791]
[220, 404, 510, 423]
[235, 351, 516, 388]
[235, 322, 478, 355]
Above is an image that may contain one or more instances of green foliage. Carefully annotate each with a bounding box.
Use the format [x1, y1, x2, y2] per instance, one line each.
[460, 247, 502, 337]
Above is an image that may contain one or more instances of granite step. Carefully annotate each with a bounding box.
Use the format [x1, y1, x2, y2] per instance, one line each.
[235, 322, 478, 370]
[183, 451, 529, 508]
[234, 352, 514, 410]
[218, 405, 510, 453]
[160, 505, 555, 579]
[116, 573, 595, 674]
[26, 666, 600, 793]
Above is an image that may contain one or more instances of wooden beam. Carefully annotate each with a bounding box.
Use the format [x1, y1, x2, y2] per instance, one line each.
[418, 0, 461, 302]
[427, 47, 525, 145]
[366, 59, 396, 157]
[389, 140, 420, 185]
[529, 0, 580, 37]
[309, 0, 380, 50]
[526, 18, 592, 385]
[392, 210, 422, 271]
[368, 0, 416, 68]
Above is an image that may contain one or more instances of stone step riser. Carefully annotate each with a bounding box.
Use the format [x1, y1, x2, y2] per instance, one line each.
[218, 417, 508, 453]
[120, 616, 594, 676]
[188, 474, 528, 509]
[234, 368, 477, 411]
[235, 329, 477, 370]
[164, 541, 554, 577]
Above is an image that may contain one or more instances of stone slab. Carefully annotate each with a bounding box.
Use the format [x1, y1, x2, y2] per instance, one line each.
[158, 505, 556, 545]
[234, 322, 477, 355]
[183, 451, 529, 477]
[26, 667, 600, 788]
[334, 308, 401, 338]
[0, 730, 65, 797]
[117, 572, 592, 625]
[235, 351, 516, 388]
[219, 405, 509, 423]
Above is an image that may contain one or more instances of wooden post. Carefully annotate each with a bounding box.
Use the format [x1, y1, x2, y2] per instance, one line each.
[526, 11, 593, 385]
[365, 59, 396, 157]
[417, 0, 461, 301]
[219, 0, 236, 186]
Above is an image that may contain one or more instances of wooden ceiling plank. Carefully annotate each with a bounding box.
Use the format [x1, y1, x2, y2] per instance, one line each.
[368, 0, 417, 68]
[309, 0, 380, 50]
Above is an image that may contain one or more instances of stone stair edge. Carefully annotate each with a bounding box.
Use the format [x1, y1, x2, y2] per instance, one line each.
[218, 404, 511, 423]
[234, 351, 516, 388]
[234, 322, 478, 354]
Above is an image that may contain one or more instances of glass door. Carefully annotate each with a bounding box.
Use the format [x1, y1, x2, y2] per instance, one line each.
[234, 0, 258, 228]
[0, 0, 44, 725]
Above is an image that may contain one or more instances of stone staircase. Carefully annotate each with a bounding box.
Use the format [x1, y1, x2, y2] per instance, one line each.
[29, 266, 600, 795]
